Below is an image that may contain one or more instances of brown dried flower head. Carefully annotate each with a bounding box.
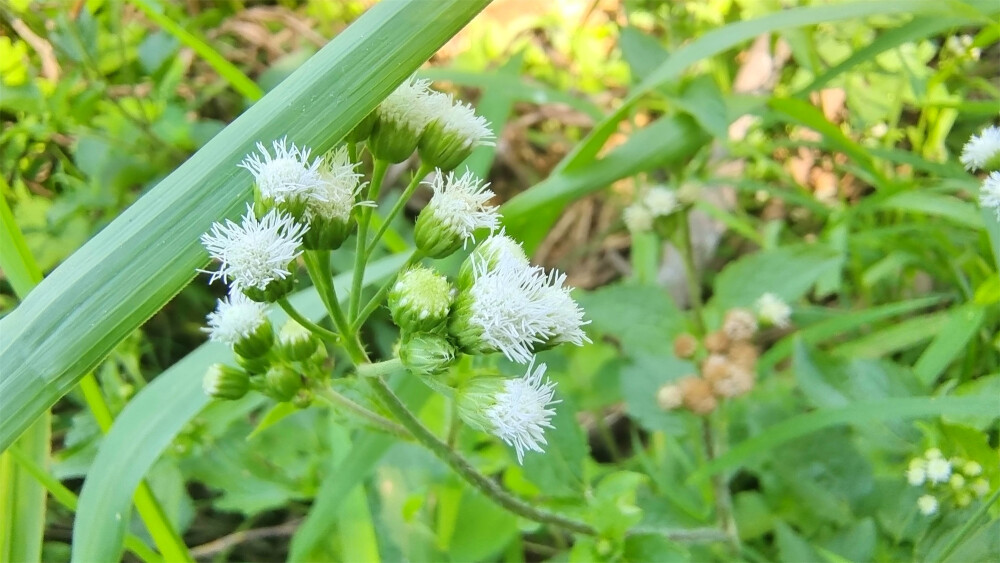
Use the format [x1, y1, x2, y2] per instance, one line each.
[710, 364, 756, 398]
[679, 376, 717, 415]
[701, 354, 730, 384]
[704, 330, 730, 354]
[728, 341, 759, 370]
[723, 308, 758, 342]
[673, 333, 699, 359]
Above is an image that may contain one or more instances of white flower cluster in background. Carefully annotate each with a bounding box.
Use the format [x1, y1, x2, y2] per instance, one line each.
[755, 293, 791, 328]
[906, 448, 990, 515]
[961, 125, 1000, 220]
[623, 185, 679, 233]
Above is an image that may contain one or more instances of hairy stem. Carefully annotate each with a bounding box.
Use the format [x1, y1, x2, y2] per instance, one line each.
[355, 358, 404, 379]
[276, 297, 340, 343]
[366, 162, 433, 255]
[301, 251, 367, 365]
[314, 386, 410, 440]
[367, 375, 597, 536]
[702, 417, 740, 552]
[350, 159, 389, 320]
[677, 210, 706, 336]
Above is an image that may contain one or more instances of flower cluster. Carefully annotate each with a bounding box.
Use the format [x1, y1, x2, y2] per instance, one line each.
[624, 185, 680, 234]
[197, 78, 587, 465]
[961, 125, 1000, 219]
[906, 448, 991, 515]
[657, 307, 762, 415]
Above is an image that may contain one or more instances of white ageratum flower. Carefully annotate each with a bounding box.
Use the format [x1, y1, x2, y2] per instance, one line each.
[926, 457, 952, 484]
[755, 293, 792, 328]
[485, 361, 560, 464]
[917, 494, 939, 516]
[980, 171, 1000, 219]
[371, 77, 440, 162]
[450, 255, 589, 363]
[420, 93, 495, 169]
[200, 204, 306, 293]
[623, 203, 654, 233]
[239, 137, 322, 205]
[907, 458, 927, 486]
[960, 125, 1000, 171]
[414, 169, 499, 258]
[306, 146, 365, 223]
[458, 232, 530, 289]
[644, 187, 679, 217]
[204, 292, 268, 345]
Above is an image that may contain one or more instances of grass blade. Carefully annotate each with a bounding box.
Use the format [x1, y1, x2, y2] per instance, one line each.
[72, 255, 407, 562]
[0, 0, 491, 452]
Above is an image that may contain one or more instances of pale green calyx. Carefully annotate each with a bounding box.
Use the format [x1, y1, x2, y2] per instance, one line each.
[388, 267, 454, 333]
[400, 333, 459, 378]
[277, 319, 320, 361]
[203, 364, 250, 400]
[369, 77, 441, 163]
[419, 95, 495, 170]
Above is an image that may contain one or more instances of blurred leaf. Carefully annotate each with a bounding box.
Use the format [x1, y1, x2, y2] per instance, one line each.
[442, 488, 519, 562]
[575, 283, 685, 356]
[620, 353, 695, 434]
[913, 305, 985, 385]
[877, 192, 984, 229]
[947, 374, 1000, 430]
[833, 311, 948, 358]
[623, 533, 688, 562]
[712, 244, 842, 309]
[521, 394, 587, 497]
[776, 521, 822, 562]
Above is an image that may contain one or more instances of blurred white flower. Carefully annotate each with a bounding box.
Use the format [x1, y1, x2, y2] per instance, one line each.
[239, 137, 322, 204]
[203, 292, 268, 346]
[960, 125, 1000, 171]
[755, 293, 792, 328]
[917, 494, 939, 516]
[926, 457, 952, 484]
[485, 361, 560, 464]
[623, 203, 654, 233]
[980, 172, 1000, 219]
[200, 205, 306, 292]
[644, 187, 679, 216]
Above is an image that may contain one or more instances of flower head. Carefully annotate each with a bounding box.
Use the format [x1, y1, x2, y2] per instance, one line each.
[420, 94, 495, 169]
[306, 146, 365, 223]
[917, 494, 939, 516]
[485, 362, 560, 464]
[203, 364, 250, 400]
[200, 205, 306, 294]
[907, 458, 927, 486]
[414, 169, 499, 258]
[388, 266, 454, 333]
[980, 171, 1000, 219]
[204, 292, 268, 346]
[657, 383, 683, 410]
[722, 308, 758, 342]
[623, 203, 654, 233]
[371, 77, 441, 162]
[644, 187, 679, 216]
[926, 457, 952, 484]
[961, 125, 1000, 171]
[755, 293, 792, 328]
[239, 137, 322, 205]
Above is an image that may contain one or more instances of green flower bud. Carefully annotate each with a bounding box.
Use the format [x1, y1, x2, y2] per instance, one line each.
[233, 319, 274, 359]
[457, 233, 529, 290]
[413, 170, 498, 259]
[236, 352, 271, 375]
[302, 146, 364, 251]
[418, 98, 494, 171]
[242, 274, 296, 304]
[400, 333, 459, 378]
[292, 388, 314, 409]
[369, 78, 440, 163]
[388, 267, 454, 333]
[203, 364, 250, 400]
[302, 215, 353, 251]
[265, 365, 302, 402]
[277, 320, 321, 362]
[346, 111, 376, 143]
[455, 376, 506, 434]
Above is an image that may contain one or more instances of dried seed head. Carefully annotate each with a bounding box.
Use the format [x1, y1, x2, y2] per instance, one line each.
[728, 341, 759, 370]
[710, 364, 756, 398]
[656, 383, 683, 410]
[701, 354, 730, 384]
[723, 308, 758, 342]
[704, 330, 730, 354]
[679, 376, 717, 415]
[673, 333, 698, 359]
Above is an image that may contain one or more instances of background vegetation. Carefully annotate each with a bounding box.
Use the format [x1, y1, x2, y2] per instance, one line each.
[1, 0, 998, 561]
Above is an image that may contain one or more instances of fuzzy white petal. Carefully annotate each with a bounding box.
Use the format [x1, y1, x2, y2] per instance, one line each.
[306, 146, 366, 222]
[643, 187, 678, 217]
[486, 361, 560, 464]
[203, 292, 268, 345]
[755, 293, 792, 328]
[960, 125, 1000, 171]
[200, 205, 306, 291]
[623, 204, 653, 233]
[238, 137, 323, 203]
[980, 171, 1000, 219]
[435, 96, 495, 148]
[426, 169, 499, 242]
[377, 77, 439, 134]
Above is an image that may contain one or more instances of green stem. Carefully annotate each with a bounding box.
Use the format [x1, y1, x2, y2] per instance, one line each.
[276, 298, 340, 343]
[701, 417, 740, 553]
[302, 251, 367, 365]
[366, 162, 433, 255]
[355, 358, 404, 379]
[352, 250, 423, 331]
[932, 486, 1000, 563]
[80, 376, 192, 562]
[677, 210, 706, 336]
[347, 142, 358, 165]
[367, 375, 597, 536]
[314, 386, 411, 440]
[350, 159, 389, 320]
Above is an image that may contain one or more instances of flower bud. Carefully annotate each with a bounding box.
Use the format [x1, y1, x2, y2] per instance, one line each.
[414, 170, 498, 259]
[369, 78, 440, 163]
[722, 308, 758, 342]
[400, 333, 459, 378]
[302, 147, 364, 250]
[704, 330, 730, 354]
[656, 383, 683, 410]
[418, 97, 494, 171]
[292, 388, 314, 409]
[457, 233, 529, 290]
[679, 376, 717, 415]
[236, 352, 271, 375]
[277, 320, 320, 362]
[455, 377, 505, 434]
[265, 365, 302, 402]
[204, 292, 274, 359]
[673, 333, 698, 359]
[346, 111, 376, 143]
[203, 364, 250, 400]
[388, 267, 454, 334]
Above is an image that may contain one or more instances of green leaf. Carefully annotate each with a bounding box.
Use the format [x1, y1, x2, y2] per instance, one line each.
[0, 0, 490, 453]
[441, 488, 519, 562]
[711, 244, 842, 309]
[877, 192, 985, 229]
[521, 394, 587, 497]
[0, 189, 44, 298]
[621, 353, 695, 434]
[73, 255, 407, 563]
[574, 283, 685, 356]
[913, 305, 985, 385]
[832, 311, 949, 358]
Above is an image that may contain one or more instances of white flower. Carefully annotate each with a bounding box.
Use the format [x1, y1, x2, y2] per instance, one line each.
[306, 146, 366, 222]
[755, 293, 792, 328]
[239, 137, 322, 204]
[200, 205, 306, 292]
[485, 361, 560, 464]
[971, 478, 990, 497]
[917, 494, 939, 516]
[657, 384, 683, 410]
[377, 77, 439, 135]
[432, 95, 495, 149]
[475, 232, 529, 269]
[963, 461, 983, 477]
[644, 187, 679, 217]
[960, 125, 1000, 171]
[926, 457, 952, 484]
[425, 169, 499, 243]
[907, 465, 927, 487]
[456, 256, 589, 363]
[980, 172, 1000, 219]
[203, 292, 268, 345]
[623, 203, 653, 233]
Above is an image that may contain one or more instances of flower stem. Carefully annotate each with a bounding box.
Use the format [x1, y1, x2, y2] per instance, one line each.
[367, 162, 433, 255]
[352, 249, 423, 331]
[677, 210, 706, 336]
[367, 375, 597, 536]
[350, 159, 389, 320]
[347, 142, 358, 164]
[701, 417, 740, 552]
[355, 357, 404, 379]
[301, 251, 367, 365]
[276, 297, 340, 343]
[313, 386, 411, 440]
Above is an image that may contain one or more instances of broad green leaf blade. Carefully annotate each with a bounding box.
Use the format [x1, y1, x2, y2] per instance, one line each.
[72, 255, 407, 563]
[688, 396, 997, 483]
[0, 0, 491, 452]
[913, 305, 985, 386]
[711, 244, 842, 309]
